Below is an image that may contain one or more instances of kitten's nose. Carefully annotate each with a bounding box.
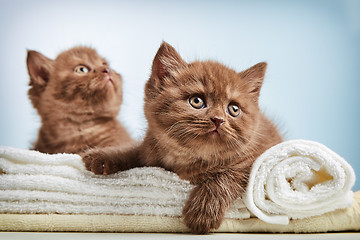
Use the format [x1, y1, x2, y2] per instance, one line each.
[102, 68, 110, 73]
[211, 117, 224, 128]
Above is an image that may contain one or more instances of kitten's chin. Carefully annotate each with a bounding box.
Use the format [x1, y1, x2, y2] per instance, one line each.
[99, 77, 120, 100]
[189, 131, 226, 148]
[103, 76, 115, 89]
[203, 126, 227, 141]
[208, 128, 221, 136]
[105, 79, 114, 88]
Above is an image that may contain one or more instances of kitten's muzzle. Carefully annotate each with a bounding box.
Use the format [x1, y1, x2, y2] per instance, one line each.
[100, 68, 115, 87]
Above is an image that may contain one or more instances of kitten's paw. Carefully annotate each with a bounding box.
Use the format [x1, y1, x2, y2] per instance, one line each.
[81, 149, 118, 175]
[182, 187, 225, 234]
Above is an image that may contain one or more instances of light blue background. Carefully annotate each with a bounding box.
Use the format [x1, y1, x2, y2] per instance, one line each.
[0, 0, 359, 190]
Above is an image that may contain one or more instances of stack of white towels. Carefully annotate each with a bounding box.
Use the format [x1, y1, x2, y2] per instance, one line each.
[0, 139, 356, 225]
[0, 146, 249, 219]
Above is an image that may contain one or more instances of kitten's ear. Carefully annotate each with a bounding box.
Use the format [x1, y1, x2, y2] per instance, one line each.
[239, 62, 267, 102]
[26, 50, 53, 87]
[150, 42, 187, 85]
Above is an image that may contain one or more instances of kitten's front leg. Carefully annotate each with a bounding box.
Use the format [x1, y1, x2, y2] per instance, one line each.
[182, 170, 247, 234]
[81, 145, 141, 175]
[182, 183, 225, 234]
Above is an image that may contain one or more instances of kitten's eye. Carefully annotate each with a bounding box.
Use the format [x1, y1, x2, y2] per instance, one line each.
[227, 104, 241, 117]
[74, 65, 89, 74]
[189, 96, 205, 109]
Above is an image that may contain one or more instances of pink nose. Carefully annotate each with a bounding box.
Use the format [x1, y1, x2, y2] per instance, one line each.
[102, 68, 110, 73]
[211, 117, 224, 128]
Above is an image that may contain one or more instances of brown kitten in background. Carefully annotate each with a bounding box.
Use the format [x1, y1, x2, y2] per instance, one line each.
[27, 46, 134, 154]
[82, 42, 283, 233]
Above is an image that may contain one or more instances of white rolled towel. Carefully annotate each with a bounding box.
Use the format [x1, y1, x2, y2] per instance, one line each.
[244, 139, 356, 225]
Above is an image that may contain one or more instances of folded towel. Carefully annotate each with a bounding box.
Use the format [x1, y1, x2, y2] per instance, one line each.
[0, 146, 249, 219]
[1, 191, 360, 233]
[244, 139, 356, 225]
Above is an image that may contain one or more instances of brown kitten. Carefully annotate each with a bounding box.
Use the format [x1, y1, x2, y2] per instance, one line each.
[82, 42, 283, 233]
[27, 46, 134, 154]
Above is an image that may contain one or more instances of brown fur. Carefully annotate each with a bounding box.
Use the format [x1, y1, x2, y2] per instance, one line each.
[82, 42, 282, 233]
[27, 46, 134, 154]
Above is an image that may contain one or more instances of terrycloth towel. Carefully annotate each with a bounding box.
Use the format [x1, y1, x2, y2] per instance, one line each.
[0, 146, 249, 219]
[1, 190, 360, 233]
[244, 139, 356, 225]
